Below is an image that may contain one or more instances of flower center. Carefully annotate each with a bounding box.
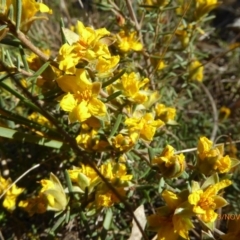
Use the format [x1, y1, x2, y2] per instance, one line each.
[76, 89, 92, 101]
[199, 197, 215, 210]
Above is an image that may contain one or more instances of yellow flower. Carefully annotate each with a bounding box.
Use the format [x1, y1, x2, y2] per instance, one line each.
[155, 103, 176, 123]
[125, 112, 164, 141]
[148, 190, 193, 240]
[19, 194, 48, 216]
[176, 0, 189, 15]
[3, 184, 24, 211]
[57, 21, 119, 75]
[3, 0, 52, 32]
[68, 165, 100, 193]
[153, 145, 186, 178]
[157, 60, 166, 70]
[111, 133, 139, 152]
[188, 179, 231, 223]
[100, 162, 133, 183]
[57, 44, 79, 74]
[75, 21, 110, 47]
[57, 69, 107, 123]
[143, 0, 170, 8]
[219, 106, 231, 120]
[189, 60, 204, 82]
[214, 155, 231, 174]
[197, 137, 233, 175]
[27, 49, 51, 71]
[68, 165, 99, 184]
[0, 176, 10, 194]
[197, 136, 213, 160]
[76, 129, 110, 151]
[28, 112, 52, 128]
[175, 24, 194, 48]
[117, 31, 143, 52]
[96, 55, 120, 77]
[95, 161, 132, 208]
[108, 72, 156, 105]
[121, 72, 150, 103]
[195, 0, 219, 20]
[0, 176, 24, 211]
[39, 173, 67, 212]
[95, 187, 126, 208]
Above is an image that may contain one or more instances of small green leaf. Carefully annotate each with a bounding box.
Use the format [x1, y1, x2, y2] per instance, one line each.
[158, 177, 165, 194]
[0, 126, 66, 149]
[201, 173, 219, 190]
[28, 61, 50, 82]
[7, 4, 14, 22]
[201, 230, 215, 240]
[64, 170, 73, 194]
[102, 69, 125, 88]
[148, 147, 154, 162]
[77, 173, 90, 192]
[230, 158, 240, 168]
[49, 213, 66, 234]
[103, 208, 113, 230]
[0, 24, 7, 31]
[19, 44, 30, 72]
[105, 90, 122, 102]
[109, 114, 123, 137]
[16, 0, 22, 32]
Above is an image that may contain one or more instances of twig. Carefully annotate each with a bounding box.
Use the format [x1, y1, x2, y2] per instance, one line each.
[0, 164, 40, 200]
[200, 83, 218, 141]
[17, 31, 49, 62]
[175, 139, 240, 155]
[125, 0, 140, 31]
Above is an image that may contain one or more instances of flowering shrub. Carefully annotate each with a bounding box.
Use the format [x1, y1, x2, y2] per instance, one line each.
[0, 0, 239, 239]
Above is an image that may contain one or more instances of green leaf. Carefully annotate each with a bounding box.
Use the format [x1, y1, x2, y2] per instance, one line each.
[105, 90, 122, 102]
[103, 208, 113, 230]
[64, 170, 73, 194]
[230, 158, 240, 168]
[0, 126, 66, 149]
[102, 69, 125, 88]
[148, 147, 154, 162]
[7, 4, 14, 22]
[109, 114, 123, 137]
[49, 212, 66, 234]
[15, 0, 22, 32]
[201, 230, 215, 240]
[0, 106, 58, 136]
[27, 61, 50, 82]
[18, 44, 30, 72]
[0, 81, 42, 112]
[158, 177, 165, 194]
[60, 18, 67, 44]
[201, 173, 219, 190]
[0, 0, 6, 14]
[77, 173, 90, 192]
[0, 24, 7, 31]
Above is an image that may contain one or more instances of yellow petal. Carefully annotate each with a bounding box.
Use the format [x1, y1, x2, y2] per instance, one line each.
[188, 190, 203, 205]
[71, 101, 91, 122]
[39, 3, 52, 13]
[60, 93, 77, 112]
[88, 98, 107, 117]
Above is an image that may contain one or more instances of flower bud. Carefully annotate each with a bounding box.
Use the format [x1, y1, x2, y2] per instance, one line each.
[153, 145, 186, 178]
